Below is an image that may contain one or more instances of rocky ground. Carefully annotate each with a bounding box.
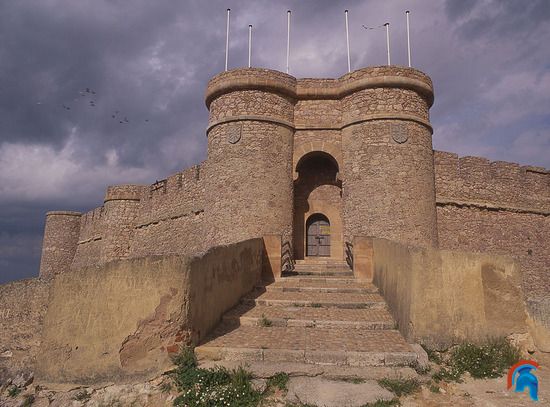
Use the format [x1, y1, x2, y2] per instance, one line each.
[1, 350, 548, 407]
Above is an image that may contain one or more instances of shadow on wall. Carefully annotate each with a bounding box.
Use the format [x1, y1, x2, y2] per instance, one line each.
[0, 238, 271, 386]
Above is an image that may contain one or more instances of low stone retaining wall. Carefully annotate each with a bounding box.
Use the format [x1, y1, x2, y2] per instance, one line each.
[1, 238, 265, 386]
[356, 237, 533, 349]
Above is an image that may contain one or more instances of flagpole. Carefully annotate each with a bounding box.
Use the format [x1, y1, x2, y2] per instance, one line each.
[225, 9, 231, 71]
[345, 10, 351, 73]
[248, 25, 252, 68]
[286, 10, 291, 74]
[384, 22, 391, 66]
[406, 11, 411, 67]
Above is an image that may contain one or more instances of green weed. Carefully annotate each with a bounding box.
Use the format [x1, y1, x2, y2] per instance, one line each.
[171, 347, 262, 407]
[432, 337, 521, 382]
[259, 314, 273, 327]
[8, 386, 21, 398]
[362, 398, 401, 407]
[267, 372, 289, 391]
[377, 377, 420, 397]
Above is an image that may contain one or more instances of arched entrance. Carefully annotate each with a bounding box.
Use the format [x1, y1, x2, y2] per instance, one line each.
[306, 214, 331, 256]
[293, 151, 343, 260]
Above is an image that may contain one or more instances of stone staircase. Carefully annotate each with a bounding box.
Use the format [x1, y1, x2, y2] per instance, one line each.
[195, 260, 417, 368]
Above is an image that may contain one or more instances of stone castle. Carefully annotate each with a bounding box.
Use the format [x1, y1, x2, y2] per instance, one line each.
[1, 65, 549, 386]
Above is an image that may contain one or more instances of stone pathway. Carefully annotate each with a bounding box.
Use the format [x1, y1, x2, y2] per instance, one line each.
[285, 377, 394, 407]
[196, 260, 418, 367]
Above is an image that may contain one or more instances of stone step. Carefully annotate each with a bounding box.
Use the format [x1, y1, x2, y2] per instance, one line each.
[198, 360, 419, 382]
[285, 270, 354, 277]
[294, 259, 349, 266]
[258, 280, 378, 294]
[293, 263, 351, 270]
[242, 290, 386, 309]
[196, 325, 416, 367]
[276, 276, 358, 284]
[223, 304, 394, 329]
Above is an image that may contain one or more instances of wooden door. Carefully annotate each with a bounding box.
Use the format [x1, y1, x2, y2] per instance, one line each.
[307, 216, 331, 257]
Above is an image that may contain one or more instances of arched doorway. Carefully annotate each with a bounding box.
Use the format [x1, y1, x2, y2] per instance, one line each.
[293, 151, 343, 260]
[306, 214, 331, 256]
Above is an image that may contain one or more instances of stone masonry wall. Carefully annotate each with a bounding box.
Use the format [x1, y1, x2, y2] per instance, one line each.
[342, 120, 437, 247]
[205, 72, 296, 248]
[0, 278, 50, 384]
[72, 207, 105, 270]
[39, 211, 81, 278]
[129, 164, 205, 258]
[434, 151, 550, 301]
[205, 120, 294, 246]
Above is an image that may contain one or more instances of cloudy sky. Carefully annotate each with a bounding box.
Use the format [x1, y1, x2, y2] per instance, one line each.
[1, 0, 549, 283]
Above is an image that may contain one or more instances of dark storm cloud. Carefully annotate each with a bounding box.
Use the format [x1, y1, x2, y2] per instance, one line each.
[1, 0, 549, 282]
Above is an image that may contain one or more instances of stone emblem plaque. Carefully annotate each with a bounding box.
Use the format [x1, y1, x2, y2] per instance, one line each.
[391, 123, 408, 144]
[227, 123, 242, 144]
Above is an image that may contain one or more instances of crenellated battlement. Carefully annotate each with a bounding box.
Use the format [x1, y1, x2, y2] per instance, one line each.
[434, 151, 550, 214]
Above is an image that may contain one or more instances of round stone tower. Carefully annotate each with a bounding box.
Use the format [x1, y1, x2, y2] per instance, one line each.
[340, 66, 438, 247]
[204, 68, 296, 247]
[39, 211, 81, 278]
[101, 185, 145, 263]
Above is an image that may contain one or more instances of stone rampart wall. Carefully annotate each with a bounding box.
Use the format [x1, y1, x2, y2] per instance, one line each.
[69, 164, 206, 273]
[72, 207, 105, 270]
[434, 151, 550, 212]
[129, 164, 206, 258]
[434, 151, 550, 301]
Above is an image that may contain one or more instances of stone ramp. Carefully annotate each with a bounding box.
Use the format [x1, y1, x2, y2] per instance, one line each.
[196, 260, 417, 368]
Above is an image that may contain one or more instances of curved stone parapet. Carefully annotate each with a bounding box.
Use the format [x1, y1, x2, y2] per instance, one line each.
[104, 185, 146, 203]
[205, 68, 297, 109]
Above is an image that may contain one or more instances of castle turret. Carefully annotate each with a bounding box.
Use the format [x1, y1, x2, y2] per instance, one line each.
[101, 185, 145, 263]
[204, 68, 296, 247]
[39, 211, 81, 278]
[340, 66, 438, 247]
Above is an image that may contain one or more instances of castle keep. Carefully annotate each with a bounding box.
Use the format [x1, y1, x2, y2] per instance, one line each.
[2, 66, 549, 385]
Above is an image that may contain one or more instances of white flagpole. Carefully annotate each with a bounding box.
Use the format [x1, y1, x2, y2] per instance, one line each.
[286, 10, 291, 74]
[345, 10, 351, 73]
[406, 11, 411, 67]
[248, 25, 252, 68]
[384, 22, 391, 66]
[225, 9, 231, 71]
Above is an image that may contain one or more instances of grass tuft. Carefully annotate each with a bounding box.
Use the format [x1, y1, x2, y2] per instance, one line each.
[362, 398, 401, 407]
[259, 314, 273, 327]
[377, 377, 421, 397]
[267, 372, 289, 391]
[432, 337, 521, 382]
[8, 386, 21, 398]
[171, 347, 262, 406]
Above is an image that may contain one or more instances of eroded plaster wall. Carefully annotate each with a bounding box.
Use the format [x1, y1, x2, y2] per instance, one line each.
[0, 279, 50, 383]
[34, 238, 264, 386]
[370, 237, 530, 348]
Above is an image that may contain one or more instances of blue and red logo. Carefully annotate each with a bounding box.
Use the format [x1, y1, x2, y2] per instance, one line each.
[507, 360, 540, 402]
